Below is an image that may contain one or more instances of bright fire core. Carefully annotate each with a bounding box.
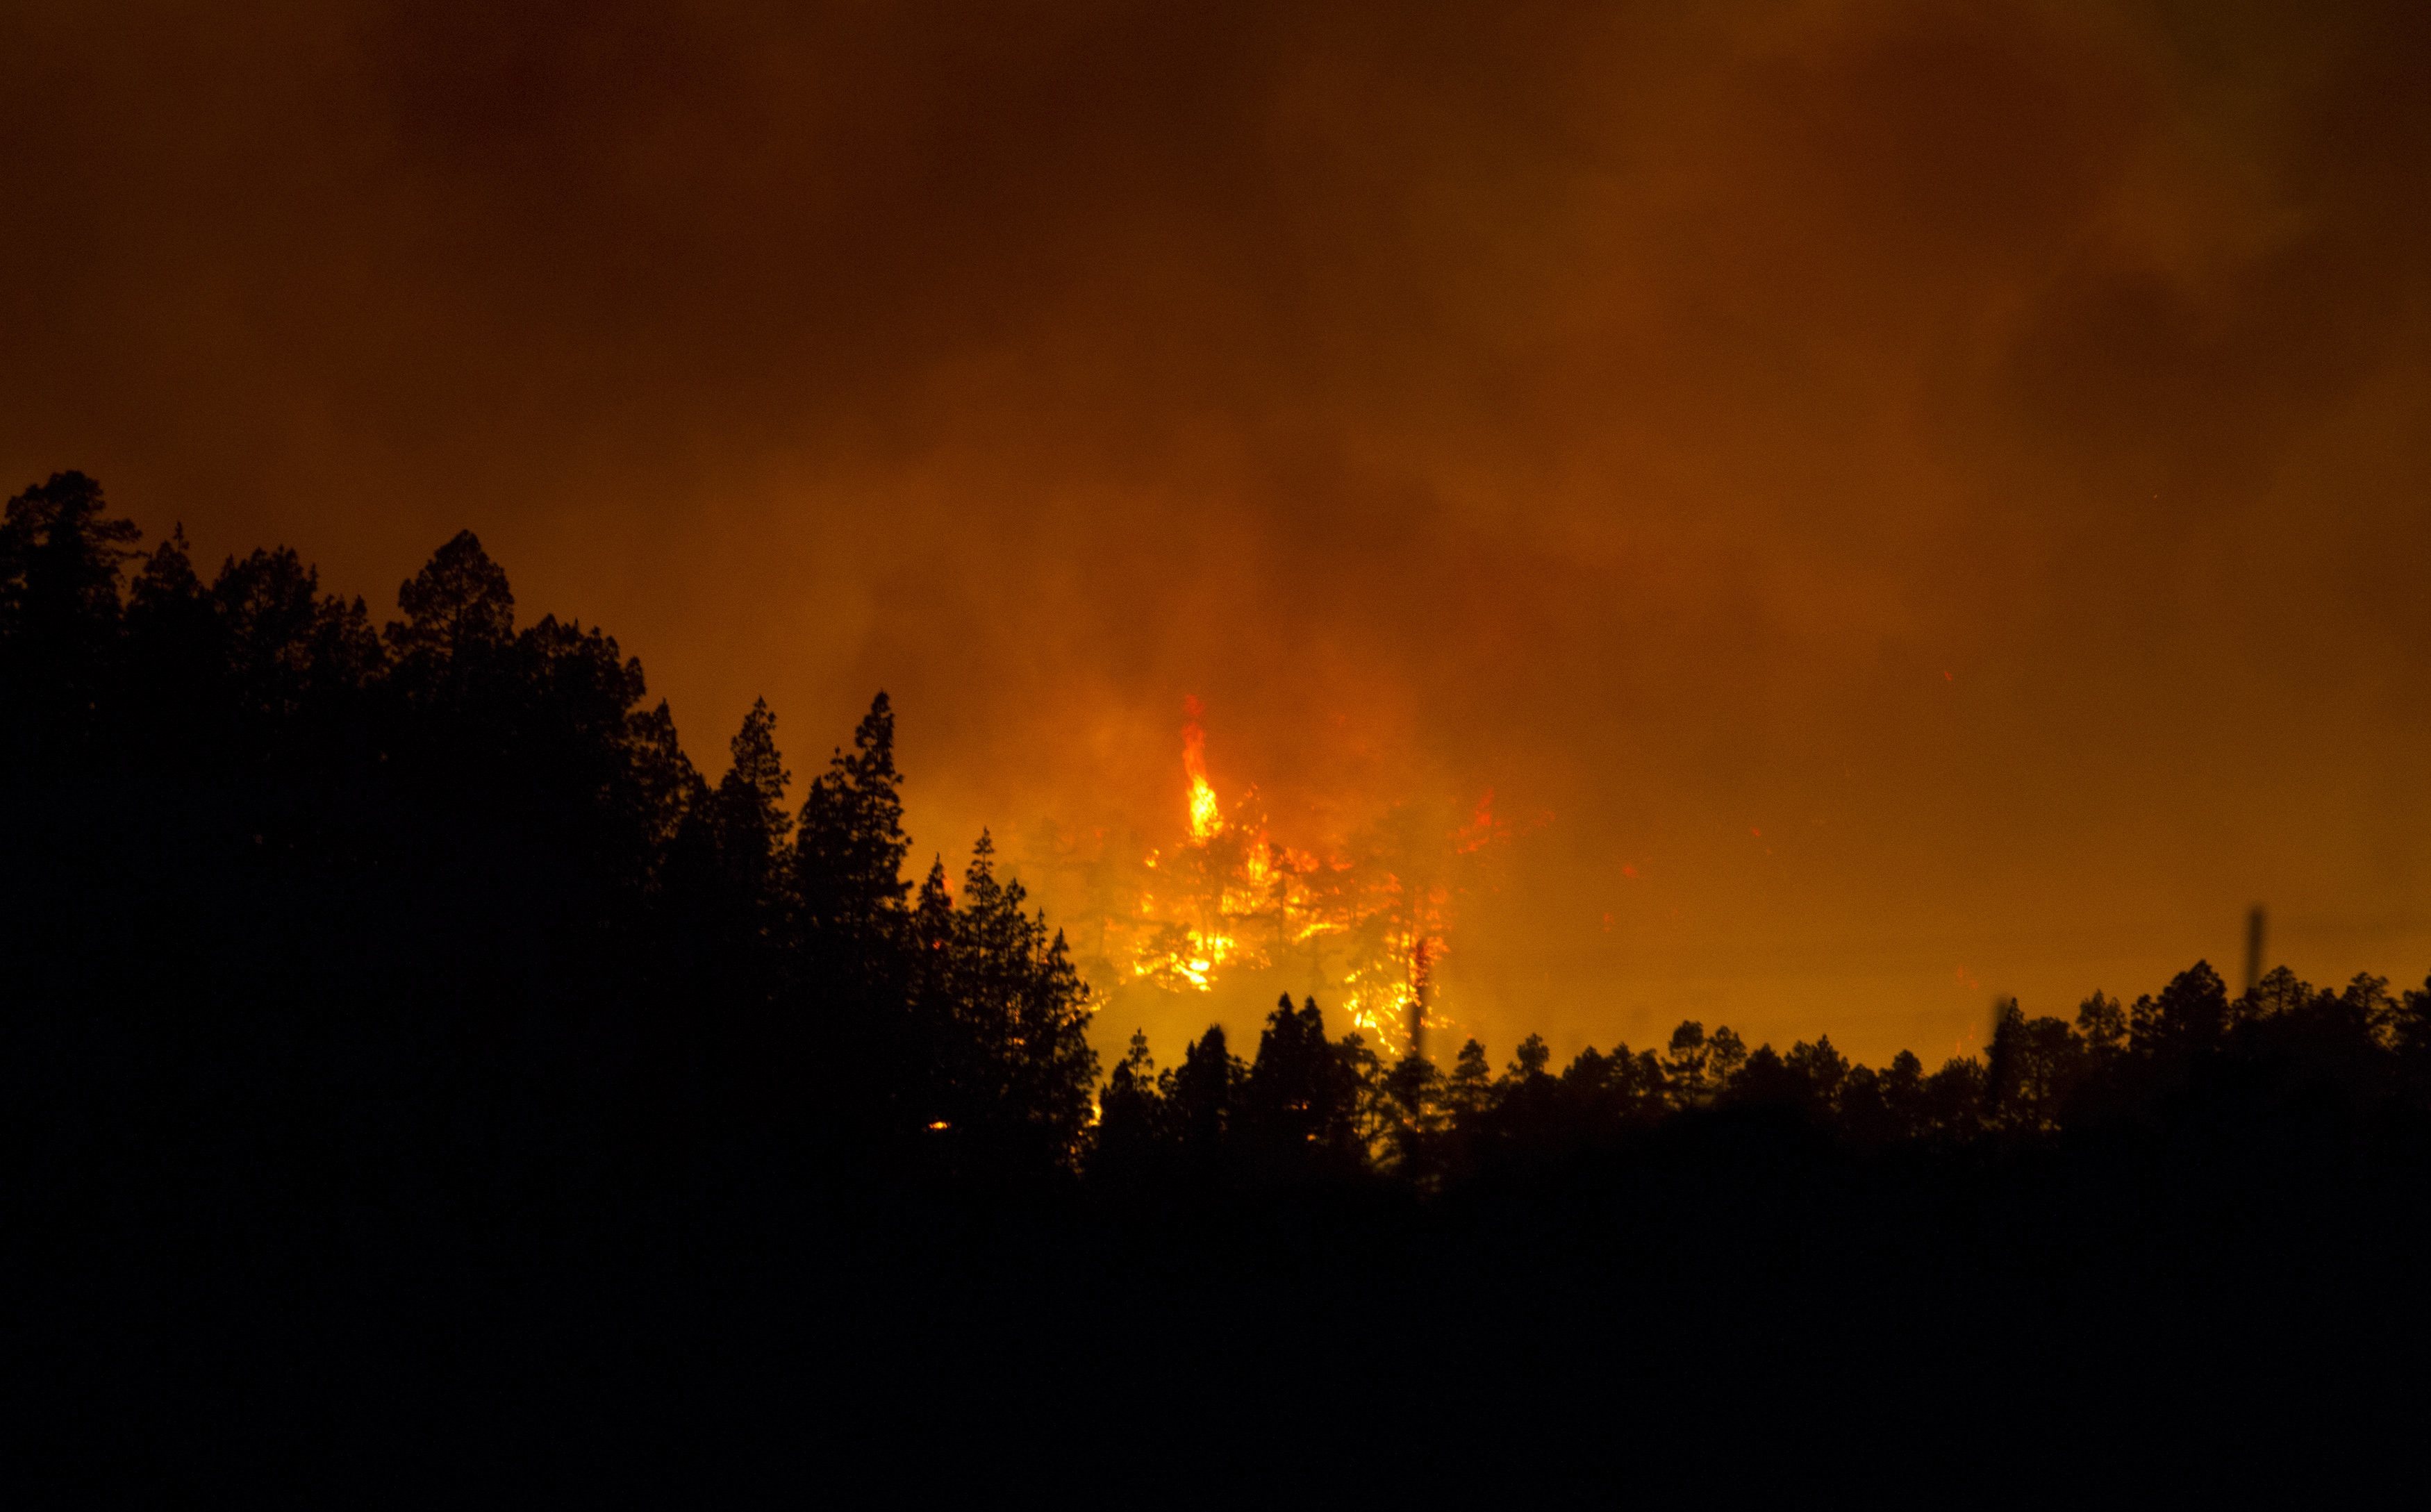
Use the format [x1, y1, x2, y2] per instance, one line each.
[1067, 700, 1507, 1061]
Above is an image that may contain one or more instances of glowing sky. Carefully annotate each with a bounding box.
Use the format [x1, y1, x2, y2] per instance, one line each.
[7, 0, 2428, 1066]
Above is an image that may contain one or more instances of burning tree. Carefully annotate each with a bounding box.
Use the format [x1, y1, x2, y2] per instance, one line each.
[1069, 698, 1503, 1059]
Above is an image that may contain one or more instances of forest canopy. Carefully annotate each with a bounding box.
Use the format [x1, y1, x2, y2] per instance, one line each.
[10, 470, 2431, 1202]
[15, 470, 2431, 1491]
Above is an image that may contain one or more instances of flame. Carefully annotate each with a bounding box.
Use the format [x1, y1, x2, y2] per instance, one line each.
[1182, 695, 1222, 840]
[1080, 699, 1500, 1058]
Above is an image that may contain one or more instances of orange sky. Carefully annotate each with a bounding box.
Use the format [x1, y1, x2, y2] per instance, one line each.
[6, 0, 2428, 1067]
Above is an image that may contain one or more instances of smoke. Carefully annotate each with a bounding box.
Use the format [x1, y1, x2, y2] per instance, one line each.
[6, 0, 2428, 1061]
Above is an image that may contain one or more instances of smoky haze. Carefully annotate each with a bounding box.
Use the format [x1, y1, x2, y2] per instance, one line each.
[6, 0, 2428, 1065]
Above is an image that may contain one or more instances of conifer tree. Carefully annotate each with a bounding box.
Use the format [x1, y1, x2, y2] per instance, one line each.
[122, 526, 223, 736]
[1093, 1030, 1168, 1186]
[1165, 1024, 1242, 1167]
[795, 692, 912, 952]
[0, 472, 142, 738]
[913, 833, 1098, 1172]
[126, 525, 207, 635]
[2132, 961, 2230, 1057]
[388, 530, 514, 668]
[1663, 1021, 1710, 1106]
[1379, 1053, 1447, 1183]
[1445, 1038, 1494, 1122]
[0, 471, 140, 637]
[1508, 1032, 1552, 1084]
[712, 698, 793, 913]
[1243, 994, 1362, 1171]
[1706, 1026, 1749, 1087]
[1784, 1035, 1850, 1115]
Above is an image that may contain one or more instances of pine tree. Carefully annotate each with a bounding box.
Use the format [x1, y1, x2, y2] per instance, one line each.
[1706, 1026, 1749, 1086]
[1445, 1038, 1494, 1122]
[1508, 1032, 1553, 1084]
[1379, 1053, 1447, 1184]
[386, 529, 514, 672]
[914, 833, 1099, 1173]
[1784, 1035, 1850, 1115]
[1092, 1030, 1169, 1186]
[1663, 1021, 1710, 1106]
[126, 525, 208, 635]
[1165, 1024, 1242, 1169]
[625, 699, 704, 872]
[0, 471, 140, 640]
[122, 526, 224, 742]
[711, 698, 793, 916]
[212, 548, 381, 724]
[795, 691, 912, 979]
[0, 471, 142, 742]
[2132, 961, 2230, 1058]
[1243, 994, 1362, 1172]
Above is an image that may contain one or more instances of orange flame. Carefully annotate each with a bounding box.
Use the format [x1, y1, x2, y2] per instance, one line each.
[1086, 700, 1505, 1058]
[1181, 695, 1222, 840]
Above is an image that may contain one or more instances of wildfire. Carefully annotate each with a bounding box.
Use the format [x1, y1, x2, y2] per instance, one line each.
[1182, 695, 1223, 841]
[1076, 699, 1502, 1059]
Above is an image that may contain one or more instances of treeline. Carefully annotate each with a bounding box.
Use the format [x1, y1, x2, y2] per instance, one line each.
[16, 470, 2431, 1489]
[1108, 961, 2431, 1189]
[0, 471, 1094, 1218]
[8, 467, 2431, 1213]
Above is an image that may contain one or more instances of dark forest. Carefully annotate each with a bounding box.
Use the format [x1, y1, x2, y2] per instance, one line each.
[10, 472, 2430, 1493]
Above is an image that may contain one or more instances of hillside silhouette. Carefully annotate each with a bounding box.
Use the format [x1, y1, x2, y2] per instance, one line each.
[9, 471, 2429, 1493]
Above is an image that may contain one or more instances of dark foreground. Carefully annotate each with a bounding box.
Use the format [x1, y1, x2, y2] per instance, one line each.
[8, 472, 2428, 1493]
[24, 1102, 2431, 1497]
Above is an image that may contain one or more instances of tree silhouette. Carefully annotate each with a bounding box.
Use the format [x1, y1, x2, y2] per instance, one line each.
[714, 698, 793, 892]
[795, 692, 912, 952]
[899, 832, 1100, 1173]
[1094, 1029, 1169, 1188]
[1241, 995, 1364, 1177]
[9, 468, 2431, 1490]
[0, 472, 142, 745]
[388, 528, 515, 672]
[1984, 1001, 2082, 1133]
[1445, 1038, 1493, 1122]
[1165, 1024, 1243, 1174]
[1378, 1052, 1447, 1185]
[2134, 960, 2230, 1058]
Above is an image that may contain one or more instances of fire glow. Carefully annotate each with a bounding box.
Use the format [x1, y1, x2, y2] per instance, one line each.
[1078, 699, 1508, 1059]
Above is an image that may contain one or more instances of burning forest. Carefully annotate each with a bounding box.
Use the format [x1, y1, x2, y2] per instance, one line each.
[1029, 699, 1512, 1061]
